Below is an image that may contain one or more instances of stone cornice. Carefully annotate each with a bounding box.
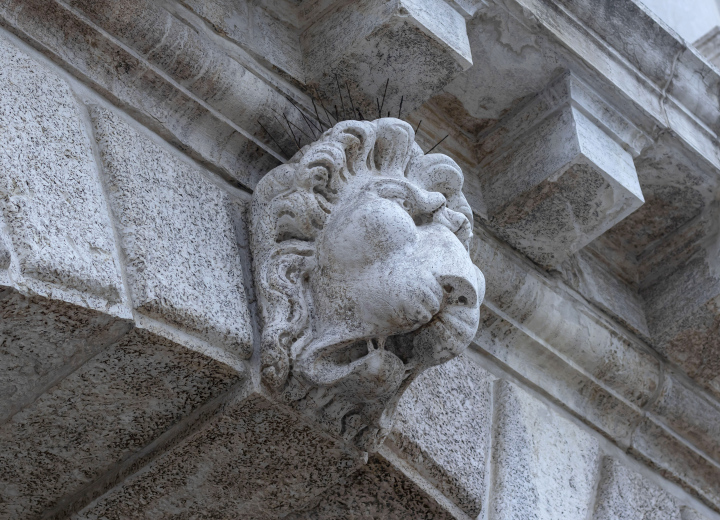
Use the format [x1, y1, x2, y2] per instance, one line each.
[487, 0, 720, 173]
[471, 222, 720, 509]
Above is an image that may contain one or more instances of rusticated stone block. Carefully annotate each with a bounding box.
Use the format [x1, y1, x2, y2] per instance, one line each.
[477, 73, 645, 267]
[490, 380, 600, 520]
[0, 287, 131, 425]
[388, 352, 494, 517]
[286, 456, 457, 520]
[302, 0, 472, 117]
[0, 232, 10, 270]
[0, 32, 123, 303]
[592, 457, 681, 520]
[0, 327, 242, 520]
[73, 393, 365, 519]
[91, 106, 253, 359]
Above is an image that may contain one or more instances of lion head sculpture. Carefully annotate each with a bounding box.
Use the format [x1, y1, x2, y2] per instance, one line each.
[251, 118, 484, 451]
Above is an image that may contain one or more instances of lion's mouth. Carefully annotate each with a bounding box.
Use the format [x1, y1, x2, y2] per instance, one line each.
[317, 302, 478, 387]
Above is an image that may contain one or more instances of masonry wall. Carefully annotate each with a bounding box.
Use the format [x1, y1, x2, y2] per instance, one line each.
[0, 18, 718, 520]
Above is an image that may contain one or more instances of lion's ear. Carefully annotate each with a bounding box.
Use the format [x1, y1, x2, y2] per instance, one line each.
[372, 119, 415, 177]
[406, 153, 464, 196]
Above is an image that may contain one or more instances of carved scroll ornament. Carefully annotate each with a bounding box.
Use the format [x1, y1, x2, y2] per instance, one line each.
[251, 118, 484, 451]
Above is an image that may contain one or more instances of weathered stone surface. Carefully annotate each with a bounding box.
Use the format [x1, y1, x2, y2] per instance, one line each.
[477, 72, 645, 267]
[0, 0, 281, 186]
[489, 380, 600, 520]
[74, 393, 365, 519]
[471, 226, 661, 410]
[682, 506, 715, 520]
[302, 0, 472, 118]
[649, 374, 720, 465]
[179, 0, 303, 79]
[0, 31, 123, 305]
[388, 352, 493, 517]
[66, 0, 307, 162]
[592, 457, 681, 520]
[0, 287, 131, 425]
[695, 27, 720, 68]
[287, 455, 457, 520]
[91, 106, 253, 360]
[0, 232, 10, 270]
[560, 249, 648, 336]
[251, 118, 484, 451]
[661, 297, 720, 402]
[638, 197, 720, 399]
[642, 226, 720, 343]
[0, 327, 242, 520]
[475, 308, 642, 448]
[630, 419, 720, 509]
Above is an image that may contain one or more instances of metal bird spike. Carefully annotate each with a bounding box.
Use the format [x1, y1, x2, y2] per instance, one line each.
[335, 74, 346, 120]
[414, 119, 422, 135]
[425, 134, 449, 155]
[345, 81, 356, 120]
[257, 120, 288, 158]
[379, 78, 389, 117]
[273, 107, 312, 141]
[288, 97, 320, 138]
[314, 87, 337, 124]
[282, 112, 303, 152]
[376, 98, 381, 119]
[398, 96, 403, 119]
[271, 112, 296, 148]
[311, 98, 325, 131]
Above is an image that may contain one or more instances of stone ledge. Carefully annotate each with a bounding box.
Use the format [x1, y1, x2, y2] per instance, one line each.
[0, 0, 283, 187]
[470, 224, 720, 509]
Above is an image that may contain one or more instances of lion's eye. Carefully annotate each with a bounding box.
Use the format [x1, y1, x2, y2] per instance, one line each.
[394, 197, 413, 213]
[377, 184, 416, 214]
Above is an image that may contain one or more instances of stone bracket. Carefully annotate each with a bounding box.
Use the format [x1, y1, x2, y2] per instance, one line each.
[301, 0, 472, 118]
[477, 72, 647, 267]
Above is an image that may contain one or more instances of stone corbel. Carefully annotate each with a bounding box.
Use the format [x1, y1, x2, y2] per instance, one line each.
[250, 117, 485, 452]
[476, 72, 649, 267]
[301, 0, 473, 118]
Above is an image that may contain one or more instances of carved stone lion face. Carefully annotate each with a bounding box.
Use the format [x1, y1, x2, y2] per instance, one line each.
[251, 118, 484, 450]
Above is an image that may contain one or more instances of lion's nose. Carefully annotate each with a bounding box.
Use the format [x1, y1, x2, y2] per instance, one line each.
[436, 274, 478, 308]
